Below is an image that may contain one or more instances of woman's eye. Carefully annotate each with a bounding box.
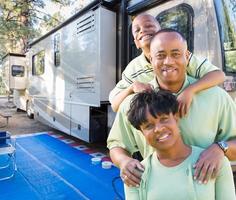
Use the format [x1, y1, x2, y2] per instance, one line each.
[143, 124, 154, 130]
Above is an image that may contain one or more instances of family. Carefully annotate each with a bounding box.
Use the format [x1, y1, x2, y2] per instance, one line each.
[107, 13, 236, 199]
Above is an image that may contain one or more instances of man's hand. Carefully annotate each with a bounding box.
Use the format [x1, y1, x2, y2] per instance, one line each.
[193, 143, 224, 184]
[177, 87, 194, 118]
[131, 82, 153, 93]
[120, 157, 145, 187]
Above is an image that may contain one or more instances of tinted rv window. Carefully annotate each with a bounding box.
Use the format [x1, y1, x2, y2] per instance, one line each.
[54, 33, 60, 67]
[215, 0, 236, 74]
[32, 50, 45, 75]
[156, 4, 194, 52]
[12, 65, 24, 77]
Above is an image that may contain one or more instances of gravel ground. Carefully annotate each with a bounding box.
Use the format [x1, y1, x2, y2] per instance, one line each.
[0, 96, 56, 136]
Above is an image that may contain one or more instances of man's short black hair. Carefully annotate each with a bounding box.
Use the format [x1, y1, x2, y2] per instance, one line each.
[127, 90, 178, 130]
[152, 28, 187, 42]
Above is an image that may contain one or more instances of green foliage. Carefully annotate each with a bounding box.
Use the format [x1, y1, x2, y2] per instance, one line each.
[0, 0, 72, 62]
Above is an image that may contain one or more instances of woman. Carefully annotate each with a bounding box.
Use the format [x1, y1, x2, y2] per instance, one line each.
[125, 90, 235, 200]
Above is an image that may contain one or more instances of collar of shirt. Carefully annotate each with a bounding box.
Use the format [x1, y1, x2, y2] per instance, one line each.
[149, 75, 195, 96]
[139, 53, 152, 69]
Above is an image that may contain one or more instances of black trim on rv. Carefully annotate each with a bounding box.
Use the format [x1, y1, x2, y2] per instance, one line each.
[2, 53, 25, 61]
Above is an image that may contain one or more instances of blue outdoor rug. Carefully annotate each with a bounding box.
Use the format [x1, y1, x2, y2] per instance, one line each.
[0, 132, 124, 200]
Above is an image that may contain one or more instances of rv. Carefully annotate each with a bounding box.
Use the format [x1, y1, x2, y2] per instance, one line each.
[1, 53, 28, 107]
[3, 0, 236, 142]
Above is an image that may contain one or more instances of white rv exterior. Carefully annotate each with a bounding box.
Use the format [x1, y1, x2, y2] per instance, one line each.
[27, 6, 116, 142]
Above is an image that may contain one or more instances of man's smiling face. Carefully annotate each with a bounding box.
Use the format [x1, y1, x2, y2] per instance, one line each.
[150, 31, 190, 89]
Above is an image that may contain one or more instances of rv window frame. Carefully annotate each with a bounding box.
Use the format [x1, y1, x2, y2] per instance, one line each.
[11, 65, 25, 77]
[156, 3, 194, 52]
[32, 50, 45, 76]
[214, 0, 236, 75]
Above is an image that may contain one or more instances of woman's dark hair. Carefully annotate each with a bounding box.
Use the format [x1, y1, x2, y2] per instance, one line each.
[127, 90, 178, 130]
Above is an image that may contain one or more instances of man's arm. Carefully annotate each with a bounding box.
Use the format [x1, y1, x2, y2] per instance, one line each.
[193, 91, 236, 184]
[107, 95, 147, 186]
[225, 139, 236, 160]
[215, 157, 236, 200]
[110, 147, 144, 187]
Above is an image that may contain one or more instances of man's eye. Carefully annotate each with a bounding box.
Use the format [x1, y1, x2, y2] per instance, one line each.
[172, 53, 181, 58]
[156, 54, 165, 59]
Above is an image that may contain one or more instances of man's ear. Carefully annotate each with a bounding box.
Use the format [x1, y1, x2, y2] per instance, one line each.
[185, 50, 191, 61]
[134, 39, 140, 49]
[149, 54, 153, 64]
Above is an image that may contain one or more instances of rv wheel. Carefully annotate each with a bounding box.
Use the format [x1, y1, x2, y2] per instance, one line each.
[26, 101, 34, 119]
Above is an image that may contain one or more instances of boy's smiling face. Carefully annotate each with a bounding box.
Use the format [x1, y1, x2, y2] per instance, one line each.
[132, 14, 161, 50]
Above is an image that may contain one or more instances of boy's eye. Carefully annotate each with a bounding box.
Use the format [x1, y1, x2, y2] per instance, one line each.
[133, 27, 140, 34]
[160, 116, 169, 123]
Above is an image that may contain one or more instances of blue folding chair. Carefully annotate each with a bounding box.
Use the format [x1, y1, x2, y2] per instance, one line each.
[0, 131, 17, 181]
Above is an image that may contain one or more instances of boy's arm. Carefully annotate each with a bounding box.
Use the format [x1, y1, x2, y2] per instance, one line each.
[178, 70, 225, 117]
[111, 82, 153, 112]
[178, 53, 225, 117]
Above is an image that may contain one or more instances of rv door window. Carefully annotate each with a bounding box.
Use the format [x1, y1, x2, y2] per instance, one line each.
[32, 50, 45, 76]
[54, 33, 60, 67]
[156, 4, 194, 52]
[215, 0, 236, 74]
[12, 65, 24, 77]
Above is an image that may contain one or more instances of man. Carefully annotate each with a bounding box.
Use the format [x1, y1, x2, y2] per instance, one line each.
[109, 13, 225, 118]
[107, 29, 236, 187]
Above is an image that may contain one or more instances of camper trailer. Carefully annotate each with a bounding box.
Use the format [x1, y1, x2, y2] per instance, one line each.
[1, 53, 28, 109]
[4, 0, 236, 143]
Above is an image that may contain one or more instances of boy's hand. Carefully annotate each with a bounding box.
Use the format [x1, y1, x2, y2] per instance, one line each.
[193, 143, 224, 184]
[177, 87, 194, 117]
[131, 82, 153, 93]
[120, 157, 145, 187]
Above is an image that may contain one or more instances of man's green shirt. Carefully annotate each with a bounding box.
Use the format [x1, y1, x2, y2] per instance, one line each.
[107, 76, 236, 158]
